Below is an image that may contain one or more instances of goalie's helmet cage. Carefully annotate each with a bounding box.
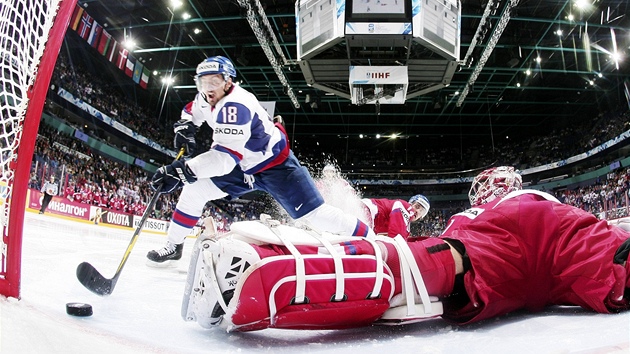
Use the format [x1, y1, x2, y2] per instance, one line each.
[0, 0, 77, 298]
[468, 166, 523, 207]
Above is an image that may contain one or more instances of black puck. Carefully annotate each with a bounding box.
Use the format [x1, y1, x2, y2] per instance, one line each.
[66, 302, 93, 317]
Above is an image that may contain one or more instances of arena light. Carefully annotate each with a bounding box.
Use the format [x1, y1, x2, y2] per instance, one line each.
[123, 39, 136, 50]
[170, 0, 183, 9]
[611, 52, 622, 67]
[610, 28, 621, 69]
[574, 0, 592, 11]
[161, 76, 175, 86]
[590, 32, 622, 71]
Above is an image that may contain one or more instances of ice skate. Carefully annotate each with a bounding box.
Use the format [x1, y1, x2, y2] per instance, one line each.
[181, 237, 260, 328]
[146, 241, 183, 267]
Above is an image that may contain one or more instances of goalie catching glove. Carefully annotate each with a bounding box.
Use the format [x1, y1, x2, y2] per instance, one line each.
[174, 119, 197, 157]
[151, 160, 197, 194]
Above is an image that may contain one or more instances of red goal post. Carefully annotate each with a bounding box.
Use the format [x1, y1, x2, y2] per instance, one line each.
[0, 0, 77, 298]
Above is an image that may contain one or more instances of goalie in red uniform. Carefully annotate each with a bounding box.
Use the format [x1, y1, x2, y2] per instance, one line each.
[181, 166, 630, 331]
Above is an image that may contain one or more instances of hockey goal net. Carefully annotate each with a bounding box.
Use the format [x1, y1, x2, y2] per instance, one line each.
[0, 0, 76, 298]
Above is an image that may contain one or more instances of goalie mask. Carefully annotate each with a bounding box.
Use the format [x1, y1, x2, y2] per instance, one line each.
[468, 166, 523, 207]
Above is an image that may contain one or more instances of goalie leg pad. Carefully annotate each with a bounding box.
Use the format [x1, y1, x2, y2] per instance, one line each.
[185, 220, 447, 331]
[225, 254, 394, 331]
[208, 219, 393, 331]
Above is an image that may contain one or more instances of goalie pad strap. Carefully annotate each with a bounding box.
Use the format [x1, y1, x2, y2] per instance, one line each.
[266, 224, 308, 304]
[382, 237, 457, 298]
[295, 227, 346, 301]
[395, 235, 434, 315]
[377, 236, 433, 315]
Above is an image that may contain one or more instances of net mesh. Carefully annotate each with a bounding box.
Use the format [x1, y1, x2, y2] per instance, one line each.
[0, 0, 62, 273]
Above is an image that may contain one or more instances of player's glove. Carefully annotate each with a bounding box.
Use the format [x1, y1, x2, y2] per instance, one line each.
[173, 119, 197, 157]
[151, 160, 198, 194]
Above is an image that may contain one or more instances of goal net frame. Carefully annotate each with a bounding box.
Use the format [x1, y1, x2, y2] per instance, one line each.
[0, 0, 77, 298]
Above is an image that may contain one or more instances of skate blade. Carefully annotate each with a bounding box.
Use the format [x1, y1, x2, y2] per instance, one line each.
[145, 259, 179, 268]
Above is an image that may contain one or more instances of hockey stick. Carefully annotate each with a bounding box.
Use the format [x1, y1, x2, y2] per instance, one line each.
[76, 148, 185, 296]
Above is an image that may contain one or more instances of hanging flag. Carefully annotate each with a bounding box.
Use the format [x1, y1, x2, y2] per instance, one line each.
[97, 30, 112, 56]
[69, 5, 84, 31]
[132, 61, 143, 84]
[125, 54, 136, 77]
[106, 40, 118, 63]
[87, 21, 102, 48]
[116, 47, 128, 70]
[140, 67, 150, 89]
[77, 12, 93, 40]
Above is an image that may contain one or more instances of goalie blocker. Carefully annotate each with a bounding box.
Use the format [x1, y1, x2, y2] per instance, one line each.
[182, 217, 447, 332]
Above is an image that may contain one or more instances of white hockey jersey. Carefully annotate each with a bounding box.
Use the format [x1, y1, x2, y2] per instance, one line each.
[183, 85, 289, 178]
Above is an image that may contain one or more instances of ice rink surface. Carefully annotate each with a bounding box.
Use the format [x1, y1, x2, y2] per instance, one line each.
[1, 212, 629, 353]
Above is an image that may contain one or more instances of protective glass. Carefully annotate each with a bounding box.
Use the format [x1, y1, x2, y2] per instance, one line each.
[196, 75, 225, 92]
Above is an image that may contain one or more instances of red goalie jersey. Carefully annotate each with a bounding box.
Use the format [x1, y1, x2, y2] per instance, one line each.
[437, 190, 630, 324]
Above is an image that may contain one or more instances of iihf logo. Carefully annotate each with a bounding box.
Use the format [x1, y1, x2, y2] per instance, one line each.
[365, 72, 391, 79]
[368, 23, 375, 33]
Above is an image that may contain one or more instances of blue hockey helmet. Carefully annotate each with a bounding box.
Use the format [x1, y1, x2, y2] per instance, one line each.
[409, 194, 430, 218]
[195, 56, 237, 81]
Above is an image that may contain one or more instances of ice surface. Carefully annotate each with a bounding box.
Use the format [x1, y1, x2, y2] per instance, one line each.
[1, 212, 628, 353]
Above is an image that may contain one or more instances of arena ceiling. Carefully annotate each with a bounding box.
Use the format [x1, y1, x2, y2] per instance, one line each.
[76, 0, 629, 151]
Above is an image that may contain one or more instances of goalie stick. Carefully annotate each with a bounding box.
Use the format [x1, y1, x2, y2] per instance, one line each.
[76, 148, 185, 296]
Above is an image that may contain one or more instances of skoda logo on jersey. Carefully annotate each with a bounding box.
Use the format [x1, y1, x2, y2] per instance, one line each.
[215, 127, 244, 135]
